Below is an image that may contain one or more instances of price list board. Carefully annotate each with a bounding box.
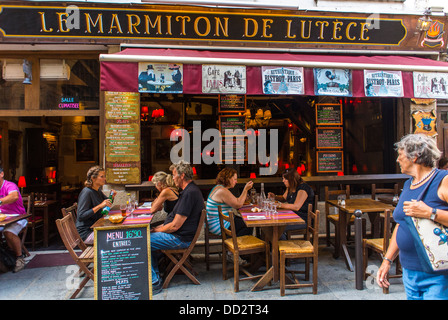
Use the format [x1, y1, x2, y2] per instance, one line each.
[94, 224, 151, 300]
[316, 127, 343, 149]
[316, 151, 344, 173]
[316, 103, 343, 126]
[219, 95, 246, 113]
[104, 92, 141, 184]
[219, 115, 247, 162]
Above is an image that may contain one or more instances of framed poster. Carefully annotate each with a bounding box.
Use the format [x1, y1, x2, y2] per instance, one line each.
[138, 63, 183, 93]
[413, 72, 448, 99]
[364, 70, 403, 97]
[314, 68, 352, 96]
[75, 139, 95, 163]
[261, 66, 304, 95]
[202, 65, 246, 94]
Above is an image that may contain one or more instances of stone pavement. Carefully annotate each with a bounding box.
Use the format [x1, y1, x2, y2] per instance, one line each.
[0, 244, 405, 301]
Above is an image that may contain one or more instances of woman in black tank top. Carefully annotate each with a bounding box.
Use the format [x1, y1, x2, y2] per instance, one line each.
[150, 171, 179, 214]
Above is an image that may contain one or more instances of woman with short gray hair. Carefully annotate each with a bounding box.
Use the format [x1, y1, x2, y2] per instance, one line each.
[377, 134, 448, 299]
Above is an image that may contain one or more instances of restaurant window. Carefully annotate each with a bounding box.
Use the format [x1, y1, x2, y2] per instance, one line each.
[0, 59, 25, 110]
[40, 59, 100, 110]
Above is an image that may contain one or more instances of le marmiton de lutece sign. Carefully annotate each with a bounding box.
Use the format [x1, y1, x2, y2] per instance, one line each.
[0, 5, 407, 46]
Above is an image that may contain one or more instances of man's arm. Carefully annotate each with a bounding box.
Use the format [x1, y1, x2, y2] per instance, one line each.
[153, 214, 187, 233]
[0, 190, 19, 205]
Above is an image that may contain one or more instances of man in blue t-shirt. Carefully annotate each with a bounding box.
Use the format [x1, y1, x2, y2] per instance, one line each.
[150, 161, 204, 295]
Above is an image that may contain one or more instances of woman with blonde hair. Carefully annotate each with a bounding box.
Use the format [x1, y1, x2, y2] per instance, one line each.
[206, 167, 253, 236]
[150, 171, 179, 215]
[76, 166, 115, 243]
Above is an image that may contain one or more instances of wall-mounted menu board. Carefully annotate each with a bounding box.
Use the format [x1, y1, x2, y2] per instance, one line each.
[219, 115, 247, 162]
[94, 224, 151, 300]
[316, 103, 343, 126]
[316, 127, 343, 149]
[219, 95, 246, 113]
[104, 91, 141, 185]
[316, 151, 344, 173]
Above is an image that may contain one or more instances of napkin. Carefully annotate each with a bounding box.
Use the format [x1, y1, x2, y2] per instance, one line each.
[247, 215, 267, 220]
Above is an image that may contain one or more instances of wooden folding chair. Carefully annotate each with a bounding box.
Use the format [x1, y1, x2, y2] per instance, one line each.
[23, 192, 44, 251]
[19, 195, 32, 257]
[363, 209, 401, 294]
[279, 204, 320, 296]
[161, 209, 206, 289]
[219, 206, 270, 292]
[61, 202, 78, 220]
[204, 217, 222, 270]
[371, 183, 399, 200]
[56, 214, 94, 299]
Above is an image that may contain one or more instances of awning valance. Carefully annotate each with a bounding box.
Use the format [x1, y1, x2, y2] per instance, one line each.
[100, 48, 448, 97]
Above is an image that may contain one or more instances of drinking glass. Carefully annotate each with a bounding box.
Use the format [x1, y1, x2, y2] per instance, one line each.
[272, 202, 278, 219]
[120, 203, 127, 217]
[250, 188, 257, 204]
[128, 201, 135, 218]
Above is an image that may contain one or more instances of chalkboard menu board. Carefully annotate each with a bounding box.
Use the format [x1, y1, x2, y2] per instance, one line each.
[94, 224, 151, 300]
[316, 151, 344, 173]
[219, 95, 246, 113]
[316, 103, 343, 126]
[219, 115, 247, 162]
[104, 91, 141, 185]
[316, 127, 343, 149]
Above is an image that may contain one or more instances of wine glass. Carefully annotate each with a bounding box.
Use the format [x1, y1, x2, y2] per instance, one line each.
[128, 201, 135, 218]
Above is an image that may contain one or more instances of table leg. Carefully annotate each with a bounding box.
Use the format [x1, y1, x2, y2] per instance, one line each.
[368, 212, 380, 238]
[339, 211, 354, 271]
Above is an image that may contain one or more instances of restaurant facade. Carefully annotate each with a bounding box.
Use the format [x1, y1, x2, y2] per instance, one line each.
[1, 1, 448, 197]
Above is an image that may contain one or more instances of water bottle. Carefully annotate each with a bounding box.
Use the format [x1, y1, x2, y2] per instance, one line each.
[101, 190, 115, 216]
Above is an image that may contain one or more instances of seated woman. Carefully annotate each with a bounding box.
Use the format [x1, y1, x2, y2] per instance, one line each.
[268, 168, 315, 238]
[150, 171, 179, 216]
[76, 166, 115, 244]
[206, 167, 253, 236]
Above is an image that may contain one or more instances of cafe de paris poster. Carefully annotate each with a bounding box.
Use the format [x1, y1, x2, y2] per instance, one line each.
[261, 66, 304, 95]
[314, 68, 352, 96]
[138, 62, 183, 93]
[364, 70, 403, 97]
[413, 72, 448, 99]
[202, 65, 246, 94]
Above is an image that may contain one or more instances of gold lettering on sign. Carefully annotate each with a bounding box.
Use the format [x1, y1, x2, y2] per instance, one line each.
[176, 16, 191, 36]
[262, 19, 273, 38]
[285, 20, 296, 39]
[360, 22, 370, 41]
[109, 13, 123, 34]
[56, 12, 70, 33]
[127, 14, 141, 34]
[85, 13, 104, 33]
[346, 22, 357, 41]
[332, 21, 343, 40]
[214, 17, 229, 37]
[244, 18, 258, 37]
[166, 16, 173, 35]
[38, 12, 53, 32]
[300, 20, 312, 39]
[194, 16, 211, 36]
[144, 15, 162, 35]
[315, 21, 329, 40]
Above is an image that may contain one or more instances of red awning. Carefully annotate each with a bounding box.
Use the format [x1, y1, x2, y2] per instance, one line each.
[100, 48, 448, 97]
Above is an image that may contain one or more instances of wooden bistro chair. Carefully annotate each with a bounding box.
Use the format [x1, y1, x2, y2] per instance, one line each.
[371, 183, 399, 200]
[204, 216, 223, 271]
[23, 192, 45, 251]
[161, 209, 206, 289]
[279, 204, 319, 296]
[19, 195, 32, 257]
[219, 206, 270, 292]
[363, 209, 401, 294]
[286, 195, 318, 240]
[324, 186, 355, 248]
[61, 202, 78, 220]
[56, 214, 94, 299]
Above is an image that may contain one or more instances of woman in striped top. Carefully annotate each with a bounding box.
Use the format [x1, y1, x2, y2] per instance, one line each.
[206, 167, 254, 236]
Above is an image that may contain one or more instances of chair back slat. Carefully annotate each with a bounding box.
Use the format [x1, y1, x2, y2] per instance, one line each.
[371, 184, 399, 200]
[324, 185, 350, 215]
[61, 202, 78, 221]
[306, 203, 320, 248]
[382, 209, 392, 252]
[56, 214, 86, 254]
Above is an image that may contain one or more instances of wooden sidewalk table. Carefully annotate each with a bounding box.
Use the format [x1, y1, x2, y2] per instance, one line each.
[91, 209, 153, 229]
[240, 205, 305, 291]
[0, 213, 31, 228]
[326, 198, 395, 271]
[34, 200, 58, 247]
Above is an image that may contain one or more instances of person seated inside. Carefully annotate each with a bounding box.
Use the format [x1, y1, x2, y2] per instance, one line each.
[150, 161, 204, 295]
[206, 167, 253, 237]
[268, 168, 315, 239]
[149, 171, 179, 225]
[76, 166, 115, 245]
[0, 166, 27, 273]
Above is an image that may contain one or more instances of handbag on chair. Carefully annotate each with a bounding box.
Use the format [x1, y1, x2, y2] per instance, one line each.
[404, 169, 448, 274]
